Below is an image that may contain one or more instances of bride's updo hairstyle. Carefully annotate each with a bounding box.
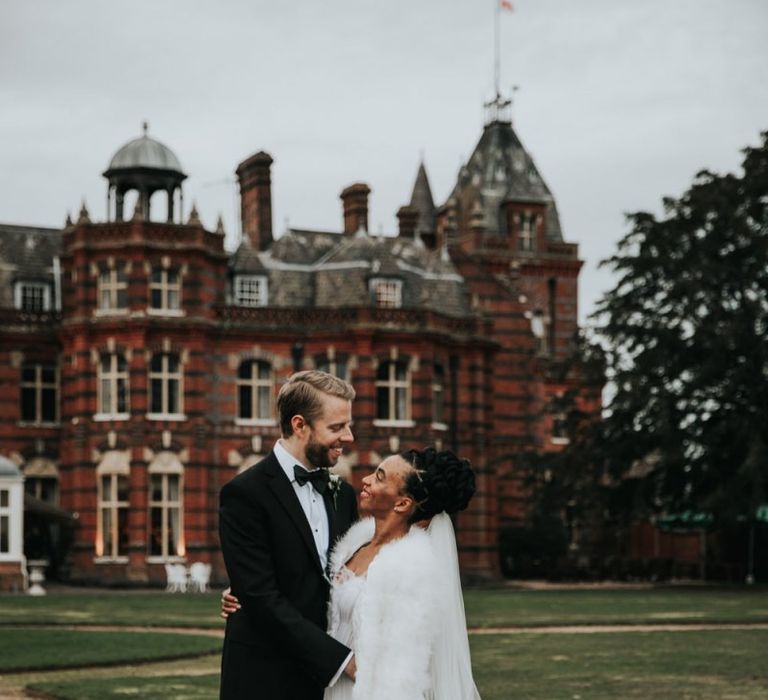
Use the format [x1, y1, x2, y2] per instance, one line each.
[400, 447, 476, 523]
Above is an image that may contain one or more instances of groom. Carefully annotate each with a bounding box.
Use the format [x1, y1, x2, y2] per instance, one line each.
[219, 370, 359, 699]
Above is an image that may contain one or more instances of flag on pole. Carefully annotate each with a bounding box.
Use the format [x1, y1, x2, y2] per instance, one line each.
[500, 0, 513, 11]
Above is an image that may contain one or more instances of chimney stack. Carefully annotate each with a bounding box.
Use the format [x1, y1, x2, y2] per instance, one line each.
[396, 205, 419, 239]
[340, 183, 370, 234]
[236, 151, 273, 250]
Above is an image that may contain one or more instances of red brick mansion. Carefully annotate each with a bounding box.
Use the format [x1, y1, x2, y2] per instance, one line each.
[0, 100, 597, 587]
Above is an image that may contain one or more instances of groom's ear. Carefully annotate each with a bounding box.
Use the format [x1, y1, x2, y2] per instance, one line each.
[290, 414, 308, 435]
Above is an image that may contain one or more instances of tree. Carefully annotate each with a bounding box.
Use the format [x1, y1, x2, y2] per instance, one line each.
[593, 131, 768, 524]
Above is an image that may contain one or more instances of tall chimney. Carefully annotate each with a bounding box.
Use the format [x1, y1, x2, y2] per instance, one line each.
[396, 205, 419, 238]
[340, 183, 370, 235]
[236, 151, 273, 250]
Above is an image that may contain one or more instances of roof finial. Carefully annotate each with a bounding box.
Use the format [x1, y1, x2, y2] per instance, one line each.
[215, 213, 226, 236]
[77, 200, 91, 224]
[142, 120, 149, 136]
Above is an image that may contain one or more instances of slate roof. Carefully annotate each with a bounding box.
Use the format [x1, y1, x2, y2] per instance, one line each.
[0, 224, 62, 308]
[449, 119, 563, 240]
[231, 228, 472, 318]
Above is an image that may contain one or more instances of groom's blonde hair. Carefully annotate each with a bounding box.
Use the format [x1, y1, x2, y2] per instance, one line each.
[277, 370, 355, 436]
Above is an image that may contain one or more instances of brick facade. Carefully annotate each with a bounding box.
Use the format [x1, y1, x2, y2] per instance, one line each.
[0, 112, 597, 586]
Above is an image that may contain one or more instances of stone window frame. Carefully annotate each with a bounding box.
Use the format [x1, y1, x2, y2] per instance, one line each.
[14, 280, 51, 312]
[95, 352, 130, 420]
[147, 352, 184, 420]
[374, 354, 414, 427]
[517, 211, 538, 253]
[369, 277, 403, 309]
[20, 362, 59, 425]
[234, 275, 269, 307]
[96, 263, 129, 314]
[146, 452, 185, 563]
[95, 471, 129, 562]
[235, 359, 274, 425]
[147, 259, 184, 316]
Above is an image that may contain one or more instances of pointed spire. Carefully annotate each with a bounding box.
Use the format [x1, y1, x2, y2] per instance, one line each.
[187, 202, 201, 226]
[77, 200, 91, 224]
[409, 162, 436, 237]
[65, 211, 73, 228]
[215, 213, 226, 236]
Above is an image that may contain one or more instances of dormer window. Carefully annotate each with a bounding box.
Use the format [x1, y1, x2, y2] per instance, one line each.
[234, 275, 268, 307]
[518, 212, 537, 252]
[370, 278, 402, 308]
[14, 281, 50, 312]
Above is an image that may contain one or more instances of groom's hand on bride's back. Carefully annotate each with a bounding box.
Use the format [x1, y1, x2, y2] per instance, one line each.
[220, 587, 241, 619]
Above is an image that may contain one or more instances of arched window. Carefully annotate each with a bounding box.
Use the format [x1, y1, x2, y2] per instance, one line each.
[375, 359, 411, 424]
[147, 452, 184, 559]
[96, 451, 130, 560]
[237, 360, 273, 422]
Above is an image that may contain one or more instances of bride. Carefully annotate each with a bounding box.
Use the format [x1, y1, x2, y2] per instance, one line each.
[223, 447, 481, 700]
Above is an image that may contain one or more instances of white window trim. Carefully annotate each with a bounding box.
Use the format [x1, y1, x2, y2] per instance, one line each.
[97, 267, 128, 312]
[14, 281, 51, 312]
[234, 275, 269, 307]
[234, 417, 277, 427]
[373, 419, 416, 428]
[375, 359, 412, 422]
[20, 363, 59, 425]
[430, 422, 449, 431]
[149, 353, 183, 417]
[147, 469, 184, 560]
[236, 360, 274, 422]
[148, 267, 183, 313]
[146, 413, 188, 422]
[97, 353, 129, 418]
[96, 472, 129, 560]
[369, 278, 403, 308]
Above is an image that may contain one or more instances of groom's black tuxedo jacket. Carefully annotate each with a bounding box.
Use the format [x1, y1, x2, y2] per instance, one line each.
[219, 450, 358, 700]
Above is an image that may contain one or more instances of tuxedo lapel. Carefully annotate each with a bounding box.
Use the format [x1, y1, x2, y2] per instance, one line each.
[322, 489, 337, 562]
[264, 454, 324, 575]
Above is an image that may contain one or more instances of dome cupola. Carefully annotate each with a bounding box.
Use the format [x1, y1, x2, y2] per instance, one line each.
[103, 122, 187, 223]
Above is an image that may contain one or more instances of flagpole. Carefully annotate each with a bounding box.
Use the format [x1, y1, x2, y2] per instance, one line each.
[494, 0, 501, 98]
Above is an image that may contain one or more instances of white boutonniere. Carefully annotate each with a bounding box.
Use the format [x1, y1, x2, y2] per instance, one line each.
[328, 473, 342, 510]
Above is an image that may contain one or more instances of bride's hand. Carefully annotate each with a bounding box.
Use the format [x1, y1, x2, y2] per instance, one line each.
[220, 587, 241, 619]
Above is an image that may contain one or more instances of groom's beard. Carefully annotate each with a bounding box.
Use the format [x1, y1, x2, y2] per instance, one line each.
[305, 434, 340, 471]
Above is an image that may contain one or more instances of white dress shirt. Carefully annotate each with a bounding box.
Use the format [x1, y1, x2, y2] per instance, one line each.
[273, 440, 330, 576]
[273, 440, 352, 685]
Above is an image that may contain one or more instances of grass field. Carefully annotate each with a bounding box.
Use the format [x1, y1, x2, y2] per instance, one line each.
[3, 586, 768, 700]
[0, 628, 221, 671]
[2, 585, 767, 629]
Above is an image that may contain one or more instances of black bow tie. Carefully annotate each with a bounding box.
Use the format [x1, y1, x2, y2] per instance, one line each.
[293, 465, 329, 494]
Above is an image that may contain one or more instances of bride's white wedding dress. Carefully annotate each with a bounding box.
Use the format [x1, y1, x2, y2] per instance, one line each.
[324, 565, 365, 700]
[323, 515, 480, 700]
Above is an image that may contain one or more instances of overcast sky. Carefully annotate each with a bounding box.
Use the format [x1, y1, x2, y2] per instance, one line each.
[1, 0, 766, 322]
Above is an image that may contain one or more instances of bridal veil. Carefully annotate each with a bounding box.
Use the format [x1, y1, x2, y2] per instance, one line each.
[427, 512, 482, 700]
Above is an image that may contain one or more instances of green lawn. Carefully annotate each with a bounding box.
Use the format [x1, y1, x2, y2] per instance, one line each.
[4, 587, 768, 700]
[0, 628, 221, 671]
[2, 586, 767, 629]
[0, 591, 224, 628]
[26, 630, 768, 700]
[463, 586, 768, 628]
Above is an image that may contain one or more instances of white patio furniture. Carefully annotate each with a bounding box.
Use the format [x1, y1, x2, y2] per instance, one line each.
[164, 562, 188, 593]
[188, 562, 211, 593]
